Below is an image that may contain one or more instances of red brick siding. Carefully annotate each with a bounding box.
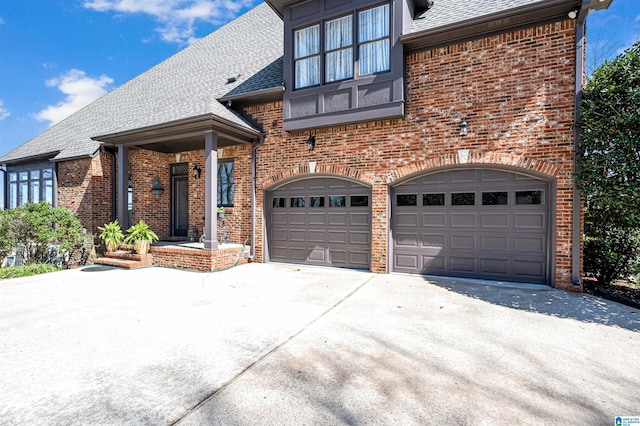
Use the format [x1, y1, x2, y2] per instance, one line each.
[126, 146, 251, 244]
[53, 20, 581, 290]
[150, 244, 248, 271]
[57, 152, 113, 236]
[241, 20, 579, 289]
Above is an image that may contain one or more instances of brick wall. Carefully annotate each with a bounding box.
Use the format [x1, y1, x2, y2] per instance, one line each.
[54, 19, 580, 289]
[127, 146, 252, 244]
[57, 152, 113, 236]
[240, 19, 579, 289]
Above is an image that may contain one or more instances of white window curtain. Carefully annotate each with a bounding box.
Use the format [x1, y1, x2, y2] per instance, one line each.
[294, 25, 320, 89]
[359, 4, 390, 75]
[325, 15, 353, 82]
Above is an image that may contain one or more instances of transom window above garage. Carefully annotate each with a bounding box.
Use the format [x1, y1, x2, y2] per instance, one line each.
[273, 194, 370, 208]
[396, 189, 544, 207]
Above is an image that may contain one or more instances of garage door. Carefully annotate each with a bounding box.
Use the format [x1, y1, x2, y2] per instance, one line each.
[391, 169, 550, 284]
[268, 177, 371, 269]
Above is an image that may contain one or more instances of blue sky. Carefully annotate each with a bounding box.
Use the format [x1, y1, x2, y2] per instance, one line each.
[0, 0, 639, 158]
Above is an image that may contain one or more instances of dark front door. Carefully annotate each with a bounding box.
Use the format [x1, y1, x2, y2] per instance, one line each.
[171, 163, 189, 237]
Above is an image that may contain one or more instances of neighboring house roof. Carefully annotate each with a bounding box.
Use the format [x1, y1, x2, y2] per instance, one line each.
[0, 3, 283, 164]
[2, 0, 596, 164]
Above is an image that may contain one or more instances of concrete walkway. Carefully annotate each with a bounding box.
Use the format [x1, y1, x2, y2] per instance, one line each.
[0, 263, 638, 425]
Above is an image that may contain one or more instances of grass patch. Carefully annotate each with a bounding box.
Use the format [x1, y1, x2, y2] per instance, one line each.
[0, 264, 61, 280]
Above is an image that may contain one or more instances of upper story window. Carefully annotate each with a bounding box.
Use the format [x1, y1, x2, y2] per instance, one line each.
[293, 3, 390, 90]
[7, 167, 55, 209]
[358, 4, 390, 75]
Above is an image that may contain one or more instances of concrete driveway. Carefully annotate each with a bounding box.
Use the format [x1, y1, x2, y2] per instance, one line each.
[0, 263, 638, 425]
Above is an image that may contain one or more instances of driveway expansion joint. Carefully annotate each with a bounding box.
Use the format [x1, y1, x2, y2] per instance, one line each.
[172, 274, 376, 426]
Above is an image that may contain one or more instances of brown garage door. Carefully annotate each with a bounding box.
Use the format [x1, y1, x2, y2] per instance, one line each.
[267, 177, 371, 269]
[391, 168, 550, 284]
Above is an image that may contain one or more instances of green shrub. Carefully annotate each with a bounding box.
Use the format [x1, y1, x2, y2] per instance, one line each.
[0, 263, 61, 280]
[584, 226, 640, 286]
[0, 203, 91, 268]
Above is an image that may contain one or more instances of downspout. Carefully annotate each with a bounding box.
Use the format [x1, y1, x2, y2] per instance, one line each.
[572, 3, 589, 287]
[102, 146, 118, 222]
[251, 134, 266, 258]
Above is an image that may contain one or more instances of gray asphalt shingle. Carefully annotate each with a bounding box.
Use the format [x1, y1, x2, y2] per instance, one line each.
[0, 0, 561, 164]
[0, 3, 283, 163]
[411, 0, 550, 33]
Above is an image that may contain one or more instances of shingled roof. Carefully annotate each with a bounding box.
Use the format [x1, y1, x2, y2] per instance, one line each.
[1, 0, 588, 164]
[0, 3, 283, 164]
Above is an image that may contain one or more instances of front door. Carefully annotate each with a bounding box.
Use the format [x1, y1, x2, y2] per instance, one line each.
[171, 163, 189, 237]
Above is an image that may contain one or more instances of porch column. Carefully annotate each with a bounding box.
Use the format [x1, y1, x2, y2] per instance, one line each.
[204, 131, 218, 250]
[117, 146, 130, 230]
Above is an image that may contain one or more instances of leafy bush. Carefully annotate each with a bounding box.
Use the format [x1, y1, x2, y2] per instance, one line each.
[0, 263, 61, 280]
[0, 203, 92, 268]
[578, 41, 640, 286]
[584, 226, 640, 287]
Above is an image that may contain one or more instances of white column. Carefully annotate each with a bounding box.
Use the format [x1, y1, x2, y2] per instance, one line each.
[204, 131, 218, 250]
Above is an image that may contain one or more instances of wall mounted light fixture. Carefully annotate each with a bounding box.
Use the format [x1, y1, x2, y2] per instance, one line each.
[151, 176, 164, 199]
[460, 118, 468, 136]
[193, 164, 202, 179]
[306, 134, 316, 151]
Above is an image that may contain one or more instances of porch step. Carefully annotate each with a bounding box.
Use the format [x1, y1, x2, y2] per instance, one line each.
[94, 250, 153, 269]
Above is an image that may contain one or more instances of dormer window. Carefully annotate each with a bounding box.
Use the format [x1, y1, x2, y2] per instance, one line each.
[293, 3, 390, 90]
[325, 15, 353, 83]
[358, 4, 390, 75]
[283, 0, 403, 130]
[294, 25, 321, 89]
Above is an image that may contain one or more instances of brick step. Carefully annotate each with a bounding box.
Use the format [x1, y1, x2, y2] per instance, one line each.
[94, 256, 150, 269]
[95, 251, 153, 269]
[104, 250, 152, 262]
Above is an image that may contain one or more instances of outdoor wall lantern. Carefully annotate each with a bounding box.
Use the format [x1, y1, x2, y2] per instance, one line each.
[306, 134, 316, 151]
[151, 176, 164, 199]
[460, 118, 468, 136]
[193, 164, 202, 179]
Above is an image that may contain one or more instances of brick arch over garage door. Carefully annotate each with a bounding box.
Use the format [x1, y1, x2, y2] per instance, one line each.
[265, 175, 372, 269]
[390, 166, 555, 284]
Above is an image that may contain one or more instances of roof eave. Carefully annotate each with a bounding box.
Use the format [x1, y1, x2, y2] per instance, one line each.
[92, 113, 261, 146]
[218, 86, 284, 105]
[402, 0, 582, 51]
[0, 150, 62, 167]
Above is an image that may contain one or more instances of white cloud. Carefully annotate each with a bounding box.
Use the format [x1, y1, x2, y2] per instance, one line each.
[35, 69, 113, 126]
[0, 16, 4, 25]
[83, 0, 258, 44]
[0, 101, 10, 120]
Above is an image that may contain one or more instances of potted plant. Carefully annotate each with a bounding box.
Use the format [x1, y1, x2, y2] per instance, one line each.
[98, 220, 125, 252]
[217, 206, 226, 221]
[124, 220, 159, 255]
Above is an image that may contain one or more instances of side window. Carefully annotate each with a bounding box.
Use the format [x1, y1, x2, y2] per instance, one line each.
[358, 4, 390, 75]
[217, 160, 234, 207]
[325, 15, 353, 83]
[6, 167, 55, 208]
[294, 25, 320, 89]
